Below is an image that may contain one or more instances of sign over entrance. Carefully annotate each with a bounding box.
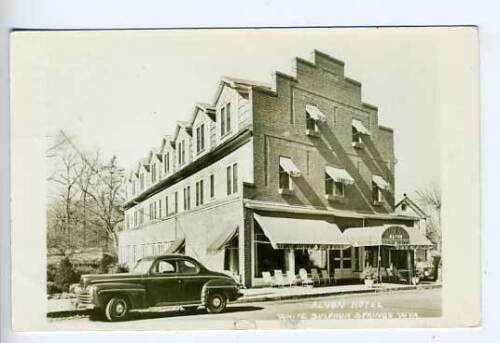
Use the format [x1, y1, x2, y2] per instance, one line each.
[381, 226, 410, 247]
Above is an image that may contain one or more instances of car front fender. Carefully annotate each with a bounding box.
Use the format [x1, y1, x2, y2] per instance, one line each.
[91, 282, 147, 309]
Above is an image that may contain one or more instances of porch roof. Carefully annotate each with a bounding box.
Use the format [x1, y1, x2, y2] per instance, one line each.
[253, 213, 350, 250]
[342, 225, 433, 248]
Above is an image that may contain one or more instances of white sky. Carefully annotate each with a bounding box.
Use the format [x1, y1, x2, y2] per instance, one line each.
[16, 28, 440, 200]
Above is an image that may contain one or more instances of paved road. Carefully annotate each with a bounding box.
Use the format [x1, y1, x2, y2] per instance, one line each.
[48, 288, 441, 330]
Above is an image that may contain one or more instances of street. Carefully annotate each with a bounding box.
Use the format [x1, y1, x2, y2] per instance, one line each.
[47, 288, 441, 330]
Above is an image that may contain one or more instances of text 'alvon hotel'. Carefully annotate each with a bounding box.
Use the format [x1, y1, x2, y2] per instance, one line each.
[119, 50, 430, 287]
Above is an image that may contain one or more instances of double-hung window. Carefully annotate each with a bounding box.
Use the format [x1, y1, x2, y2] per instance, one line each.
[220, 103, 232, 136]
[196, 124, 205, 153]
[183, 186, 191, 210]
[210, 174, 215, 198]
[226, 163, 238, 195]
[195, 180, 204, 206]
[325, 173, 345, 197]
[164, 152, 169, 174]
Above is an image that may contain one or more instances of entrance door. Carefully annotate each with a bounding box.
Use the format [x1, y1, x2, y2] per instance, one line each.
[146, 258, 181, 305]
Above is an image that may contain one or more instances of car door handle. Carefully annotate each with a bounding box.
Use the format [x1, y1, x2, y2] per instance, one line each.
[177, 279, 183, 283]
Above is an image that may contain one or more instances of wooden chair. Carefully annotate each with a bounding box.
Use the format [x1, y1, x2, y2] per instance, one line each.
[299, 268, 314, 287]
[286, 270, 298, 287]
[320, 269, 332, 285]
[274, 270, 286, 287]
[310, 268, 322, 286]
[262, 271, 275, 287]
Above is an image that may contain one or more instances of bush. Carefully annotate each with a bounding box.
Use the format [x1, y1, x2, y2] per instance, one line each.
[98, 254, 118, 274]
[360, 266, 378, 280]
[112, 263, 129, 273]
[47, 263, 58, 282]
[47, 281, 60, 295]
[54, 257, 78, 292]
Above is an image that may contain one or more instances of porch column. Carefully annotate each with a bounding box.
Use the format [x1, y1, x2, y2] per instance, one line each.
[285, 249, 295, 273]
[407, 250, 413, 285]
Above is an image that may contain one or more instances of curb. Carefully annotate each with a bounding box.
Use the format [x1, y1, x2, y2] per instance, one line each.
[235, 283, 442, 304]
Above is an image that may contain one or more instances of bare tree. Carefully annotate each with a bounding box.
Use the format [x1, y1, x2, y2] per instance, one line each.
[416, 183, 441, 253]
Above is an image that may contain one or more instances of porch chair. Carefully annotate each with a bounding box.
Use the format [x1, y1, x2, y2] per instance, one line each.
[262, 271, 275, 287]
[274, 270, 286, 287]
[310, 268, 322, 286]
[299, 268, 314, 287]
[320, 269, 332, 285]
[286, 270, 298, 287]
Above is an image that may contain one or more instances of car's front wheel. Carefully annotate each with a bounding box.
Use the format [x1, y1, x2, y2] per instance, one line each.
[206, 292, 227, 314]
[104, 296, 129, 321]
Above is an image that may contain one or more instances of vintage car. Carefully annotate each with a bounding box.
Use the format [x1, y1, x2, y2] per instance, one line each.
[74, 254, 243, 321]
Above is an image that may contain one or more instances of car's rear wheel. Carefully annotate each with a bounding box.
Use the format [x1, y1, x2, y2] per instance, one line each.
[206, 292, 227, 313]
[104, 296, 129, 321]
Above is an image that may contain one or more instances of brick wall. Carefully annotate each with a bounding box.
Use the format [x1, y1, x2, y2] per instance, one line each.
[251, 50, 396, 213]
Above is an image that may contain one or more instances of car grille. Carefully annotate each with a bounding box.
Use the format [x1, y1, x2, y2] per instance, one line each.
[78, 292, 93, 304]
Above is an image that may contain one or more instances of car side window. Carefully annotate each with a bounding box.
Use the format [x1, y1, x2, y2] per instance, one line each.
[154, 259, 176, 274]
[178, 259, 200, 274]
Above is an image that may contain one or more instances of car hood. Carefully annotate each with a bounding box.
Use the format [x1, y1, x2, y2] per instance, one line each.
[80, 272, 145, 288]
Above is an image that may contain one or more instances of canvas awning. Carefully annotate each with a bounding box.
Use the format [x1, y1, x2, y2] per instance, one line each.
[207, 226, 238, 254]
[325, 166, 355, 185]
[305, 104, 327, 122]
[165, 236, 185, 253]
[342, 225, 433, 249]
[372, 175, 390, 190]
[279, 157, 302, 177]
[253, 213, 350, 250]
[352, 119, 371, 135]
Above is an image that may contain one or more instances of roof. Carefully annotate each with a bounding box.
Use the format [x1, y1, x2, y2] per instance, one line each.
[342, 224, 433, 248]
[394, 195, 429, 218]
[173, 121, 193, 141]
[254, 213, 349, 249]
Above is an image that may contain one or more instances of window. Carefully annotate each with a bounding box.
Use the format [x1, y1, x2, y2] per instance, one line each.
[352, 126, 362, 144]
[232, 163, 238, 193]
[174, 192, 178, 213]
[164, 152, 169, 174]
[332, 250, 341, 269]
[220, 103, 231, 136]
[372, 182, 382, 202]
[342, 248, 352, 269]
[196, 124, 205, 153]
[151, 163, 157, 183]
[149, 203, 153, 221]
[139, 207, 144, 225]
[132, 180, 136, 195]
[226, 164, 238, 195]
[325, 173, 344, 196]
[401, 203, 407, 211]
[306, 113, 317, 131]
[140, 173, 144, 191]
[226, 166, 231, 195]
[178, 141, 186, 166]
[210, 174, 215, 198]
[195, 180, 204, 206]
[134, 210, 138, 227]
[183, 186, 191, 210]
[181, 140, 185, 165]
[353, 247, 360, 271]
[279, 165, 292, 190]
[165, 196, 169, 216]
[178, 259, 200, 274]
[154, 260, 176, 274]
[158, 199, 162, 218]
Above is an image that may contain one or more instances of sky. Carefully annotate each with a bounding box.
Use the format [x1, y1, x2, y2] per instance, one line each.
[15, 28, 440, 200]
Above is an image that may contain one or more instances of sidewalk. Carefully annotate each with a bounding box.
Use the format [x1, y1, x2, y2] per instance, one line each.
[236, 281, 441, 303]
[47, 282, 442, 316]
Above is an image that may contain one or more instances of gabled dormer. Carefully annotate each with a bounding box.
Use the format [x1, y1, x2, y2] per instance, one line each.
[190, 102, 216, 160]
[136, 158, 151, 193]
[147, 147, 163, 185]
[160, 134, 175, 178]
[173, 121, 193, 171]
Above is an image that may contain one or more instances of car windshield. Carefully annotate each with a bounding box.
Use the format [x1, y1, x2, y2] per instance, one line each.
[132, 259, 154, 274]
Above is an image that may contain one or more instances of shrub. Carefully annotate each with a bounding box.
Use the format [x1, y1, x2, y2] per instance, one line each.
[47, 281, 60, 295]
[360, 266, 378, 280]
[98, 254, 118, 274]
[112, 263, 129, 273]
[46, 263, 58, 282]
[54, 257, 78, 292]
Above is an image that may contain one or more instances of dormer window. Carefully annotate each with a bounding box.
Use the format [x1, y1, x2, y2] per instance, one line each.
[151, 163, 157, 183]
[220, 103, 231, 137]
[305, 104, 326, 137]
[139, 173, 145, 191]
[178, 140, 186, 166]
[196, 124, 205, 153]
[164, 152, 170, 174]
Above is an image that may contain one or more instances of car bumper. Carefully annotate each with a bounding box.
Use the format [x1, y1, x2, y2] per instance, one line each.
[75, 302, 96, 310]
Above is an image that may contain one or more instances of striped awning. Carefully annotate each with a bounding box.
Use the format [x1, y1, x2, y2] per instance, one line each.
[279, 157, 302, 177]
[325, 166, 354, 185]
[254, 213, 350, 250]
[372, 175, 390, 190]
[165, 236, 185, 253]
[343, 225, 433, 249]
[207, 226, 238, 254]
[352, 119, 370, 135]
[305, 104, 327, 122]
